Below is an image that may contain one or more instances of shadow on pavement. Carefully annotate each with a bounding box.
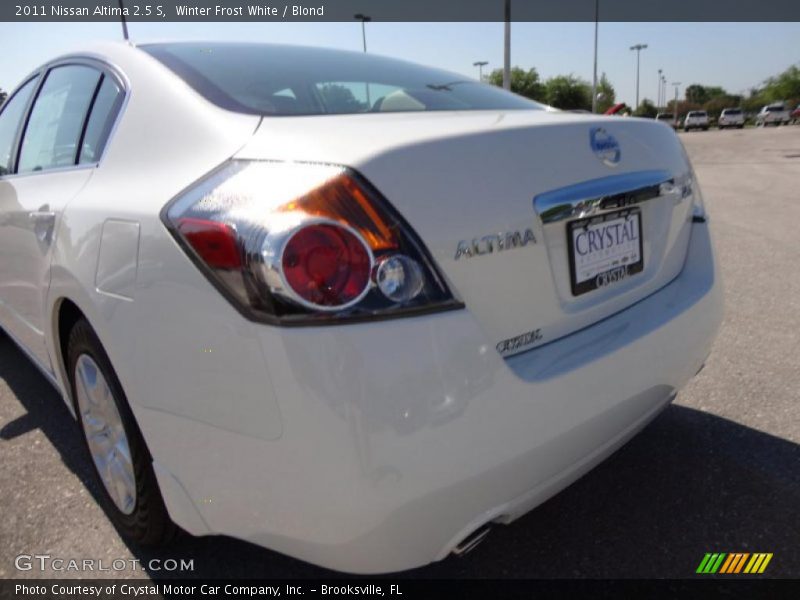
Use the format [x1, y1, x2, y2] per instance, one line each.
[1, 334, 798, 579]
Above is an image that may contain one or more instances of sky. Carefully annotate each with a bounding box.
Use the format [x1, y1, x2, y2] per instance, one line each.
[1, 21, 798, 106]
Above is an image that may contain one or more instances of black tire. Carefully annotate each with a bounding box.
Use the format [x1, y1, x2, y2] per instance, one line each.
[67, 318, 177, 546]
[738, 125, 744, 129]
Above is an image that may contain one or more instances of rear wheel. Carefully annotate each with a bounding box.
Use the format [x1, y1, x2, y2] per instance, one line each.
[67, 318, 176, 546]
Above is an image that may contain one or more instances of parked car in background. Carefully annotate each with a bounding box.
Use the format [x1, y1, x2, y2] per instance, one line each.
[0, 41, 722, 573]
[655, 112, 677, 129]
[791, 104, 800, 125]
[756, 102, 790, 126]
[718, 108, 745, 129]
[683, 110, 710, 132]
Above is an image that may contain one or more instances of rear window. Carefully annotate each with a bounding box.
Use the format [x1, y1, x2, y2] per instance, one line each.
[79, 75, 124, 164]
[141, 42, 545, 116]
[688, 111, 707, 117]
[722, 109, 742, 115]
[765, 105, 784, 112]
[656, 113, 673, 120]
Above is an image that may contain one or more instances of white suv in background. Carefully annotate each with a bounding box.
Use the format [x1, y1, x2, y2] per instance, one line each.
[718, 108, 745, 129]
[756, 103, 790, 127]
[683, 111, 710, 132]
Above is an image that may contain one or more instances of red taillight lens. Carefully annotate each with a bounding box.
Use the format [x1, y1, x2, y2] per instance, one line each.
[176, 218, 241, 269]
[164, 161, 459, 324]
[282, 223, 371, 308]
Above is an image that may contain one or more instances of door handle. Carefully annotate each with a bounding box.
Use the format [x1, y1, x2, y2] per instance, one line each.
[28, 210, 56, 244]
[29, 210, 56, 221]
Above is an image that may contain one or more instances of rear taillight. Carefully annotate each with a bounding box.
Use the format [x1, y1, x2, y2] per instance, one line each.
[176, 218, 242, 269]
[163, 161, 460, 324]
[279, 221, 372, 310]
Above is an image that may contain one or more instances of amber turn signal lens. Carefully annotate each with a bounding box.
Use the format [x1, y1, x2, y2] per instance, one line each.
[277, 173, 399, 252]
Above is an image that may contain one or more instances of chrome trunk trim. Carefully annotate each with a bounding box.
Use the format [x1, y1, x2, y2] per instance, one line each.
[534, 169, 684, 224]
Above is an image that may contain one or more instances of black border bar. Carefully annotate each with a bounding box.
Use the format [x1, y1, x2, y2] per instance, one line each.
[4, 0, 800, 22]
[3, 579, 800, 600]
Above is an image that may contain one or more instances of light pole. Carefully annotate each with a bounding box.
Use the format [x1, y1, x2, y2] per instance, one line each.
[672, 82, 681, 127]
[657, 68, 662, 110]
[629, 43, 648, 109]
[118, 0, 129, 41]
[661, 75, 667, 108]
[473, 61, 488, 82]
[503, 0, 511, 90]
[354, 14, 372, 109]
[591, 0, 599, 113]
[354, 13, 371, 52]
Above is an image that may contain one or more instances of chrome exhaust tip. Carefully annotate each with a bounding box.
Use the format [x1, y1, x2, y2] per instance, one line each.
[451, 524, 492, 557]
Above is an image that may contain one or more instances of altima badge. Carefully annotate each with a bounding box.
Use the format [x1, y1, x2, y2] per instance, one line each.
[454, 229, 537, 260]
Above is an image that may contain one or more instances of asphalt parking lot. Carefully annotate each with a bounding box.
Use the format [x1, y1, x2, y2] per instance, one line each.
[1, 125, 799, 580]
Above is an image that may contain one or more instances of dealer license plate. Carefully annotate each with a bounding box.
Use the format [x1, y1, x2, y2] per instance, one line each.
[567, 208, 644, 296]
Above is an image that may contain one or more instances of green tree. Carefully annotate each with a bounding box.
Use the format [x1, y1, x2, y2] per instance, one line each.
[667, 99, 703, 119]
[487, 67, 546, 102]
[634, 98, 658, 118]
[742, 88, 765, 113]
[544, 75, 591, 111]
[703, 96, 740, 120]
[595, 72, 616, 113]
[761, 64, 800, 105]
[684, 84, 707, 104]
[685, 84, 729, 105]
[317, 83, 367, 113]
[704, 86, 728, 100]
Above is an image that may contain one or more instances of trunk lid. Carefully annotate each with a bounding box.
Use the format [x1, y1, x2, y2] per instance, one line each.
[237, 111, 696, 356]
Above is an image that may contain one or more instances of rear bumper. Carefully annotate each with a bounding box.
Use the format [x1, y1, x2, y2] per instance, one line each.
[760, 115, 789, 123]
[144, 221, 722, 573]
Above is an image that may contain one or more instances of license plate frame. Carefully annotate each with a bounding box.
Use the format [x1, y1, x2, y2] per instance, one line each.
[567, 208, 644, 297]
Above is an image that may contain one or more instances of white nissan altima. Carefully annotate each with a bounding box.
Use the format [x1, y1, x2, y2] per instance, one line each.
[0, 41, 722, 573]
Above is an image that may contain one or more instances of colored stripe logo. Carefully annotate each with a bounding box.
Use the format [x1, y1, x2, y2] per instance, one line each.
[696, 552, 773, 574]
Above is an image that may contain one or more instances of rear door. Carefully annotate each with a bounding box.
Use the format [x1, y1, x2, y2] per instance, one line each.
[0, 61, 124, 370]
[0, 76, 42, 352]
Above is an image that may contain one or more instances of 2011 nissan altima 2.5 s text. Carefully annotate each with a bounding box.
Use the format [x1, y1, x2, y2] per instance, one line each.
[0, 42, 722, 573]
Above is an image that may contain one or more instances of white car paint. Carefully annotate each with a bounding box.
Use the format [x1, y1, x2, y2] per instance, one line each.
[756, 103, 791, 126]
[0, 41, 723, 573]
[718, 108, 745, 129]
[683, 111, 710, 131]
